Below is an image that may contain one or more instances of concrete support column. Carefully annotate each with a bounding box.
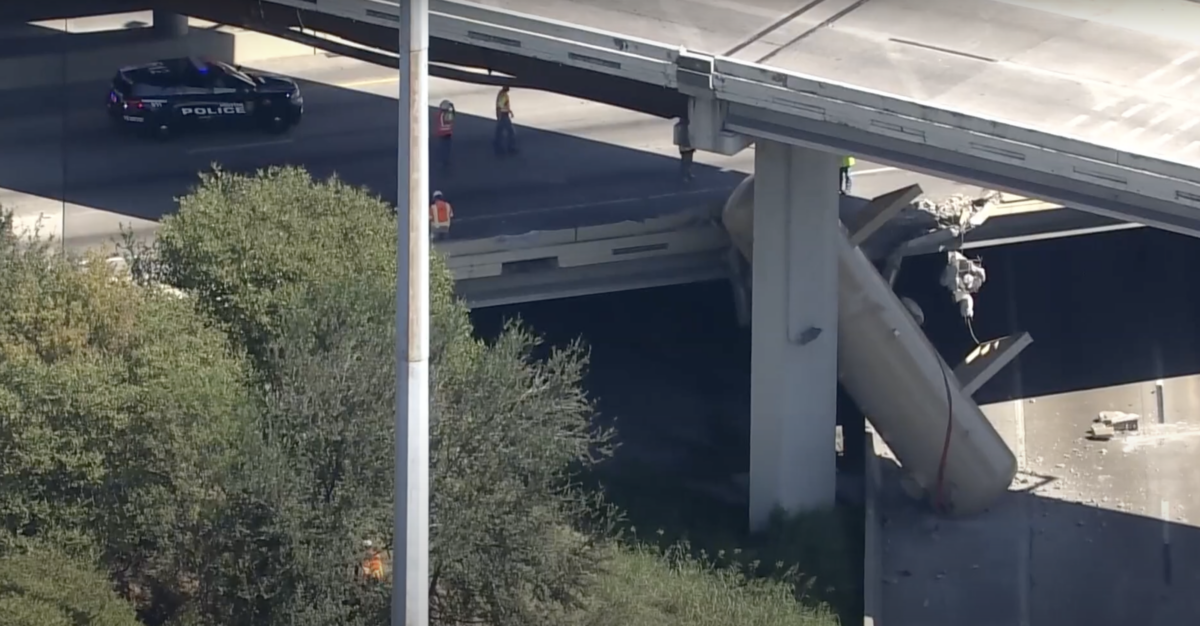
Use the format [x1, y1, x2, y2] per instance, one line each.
[153, 11, 189, 38]
[749, 140, 840, 530]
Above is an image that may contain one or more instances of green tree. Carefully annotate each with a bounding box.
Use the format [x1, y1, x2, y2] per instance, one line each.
[0, 543, 142, 626]
[0, 209, 257, 618]
[145, 167, 613, 626]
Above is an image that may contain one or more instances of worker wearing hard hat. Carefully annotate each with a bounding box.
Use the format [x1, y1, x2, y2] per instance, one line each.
[360, 540, 384, 582]
[840, 155, 856, 195]
[429, 191, 453, 241]
[435, 100, 456, 172]
[494, 86, 517, 156]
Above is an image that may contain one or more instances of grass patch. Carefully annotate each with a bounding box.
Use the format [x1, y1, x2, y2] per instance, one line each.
[589, 459, 863, 623]
[575, 542, 839, 626]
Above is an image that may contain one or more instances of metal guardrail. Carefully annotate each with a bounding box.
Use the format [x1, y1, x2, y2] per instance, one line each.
[263, 0, 1200, 235]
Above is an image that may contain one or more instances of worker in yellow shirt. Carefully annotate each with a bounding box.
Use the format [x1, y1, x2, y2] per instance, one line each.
[429, 190, 453, 241]
[435, 100, 455, 172]
[494, 86, 517, 156]
[840, 155, 856, 195]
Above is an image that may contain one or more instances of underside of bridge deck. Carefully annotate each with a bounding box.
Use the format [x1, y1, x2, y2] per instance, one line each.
[145, 0, 686, 119]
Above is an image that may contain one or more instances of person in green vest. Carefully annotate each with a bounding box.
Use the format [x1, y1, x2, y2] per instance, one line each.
[840, 155, 856, 195]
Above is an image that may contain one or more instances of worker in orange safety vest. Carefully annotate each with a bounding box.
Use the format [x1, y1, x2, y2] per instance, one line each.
[435, 100, 455, 172]
[360, 540, 385, 582]
[429, 190, 453, 241]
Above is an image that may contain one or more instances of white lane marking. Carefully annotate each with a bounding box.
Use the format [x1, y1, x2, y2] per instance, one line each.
[1178, 118, 1200, 132]
[1148, 108, 1178, 126]
[1137, 66, 1172, 86]
[1092, 120, 1117, 136]
[185, 138, 295, 154]
[855, 166, 896, 176]
[1093, 98, 1120, 112]
[1148, 133, 1174, 148]
[1173, 51, 1198, 66]
[1064, 114, 1089, 128]
[1124, 127, 1145, 141]
[1184, 141, 1200, 154]
[337, 76, 400, 89]
[1168, 75, 1195, 91]
[1122, 103, 1148, 118]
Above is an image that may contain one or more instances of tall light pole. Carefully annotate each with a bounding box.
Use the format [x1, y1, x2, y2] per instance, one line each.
[60, 17, 70, 254]
[395, 0, 430, 625]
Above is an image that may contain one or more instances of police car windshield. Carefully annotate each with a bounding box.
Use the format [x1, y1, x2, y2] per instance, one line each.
[208, 61, 256, 86]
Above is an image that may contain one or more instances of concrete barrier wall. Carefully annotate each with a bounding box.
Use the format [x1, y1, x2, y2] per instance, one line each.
[0, 20, 319, 91]
[445, 226, 728, 280]
[439, 205, 720, 257]
[440, 207, 727, 281]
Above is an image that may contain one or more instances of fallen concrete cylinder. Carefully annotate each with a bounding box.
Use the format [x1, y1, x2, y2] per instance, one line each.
[835, 224, 1016, 515]
[723, 176, 1017, 515]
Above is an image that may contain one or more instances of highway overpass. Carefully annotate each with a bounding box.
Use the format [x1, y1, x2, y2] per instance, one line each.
[182, 0, 1200, 525]
[0, 39, 1123, 309]
[9, 0, 1198, 536]
[182, 0, 1200, 236]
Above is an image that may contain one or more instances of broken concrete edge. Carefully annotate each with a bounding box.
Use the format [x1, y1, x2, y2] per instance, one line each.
[0, 22, 319, 92]
[863, 425, 883, 626]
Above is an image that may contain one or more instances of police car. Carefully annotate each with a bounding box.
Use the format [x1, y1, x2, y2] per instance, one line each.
[106, 57, 303, 139]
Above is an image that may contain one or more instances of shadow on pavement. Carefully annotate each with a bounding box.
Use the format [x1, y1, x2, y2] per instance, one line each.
[0, 20, 154, 57]
[878, 454, 1200, 626]
[880, 227, 1200, 625]
[0, 64, 745, 246]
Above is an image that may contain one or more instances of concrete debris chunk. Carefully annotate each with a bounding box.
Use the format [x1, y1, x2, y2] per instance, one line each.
[1088, 422, 1115, 441]
[1087, 411, 1140, 440]
[915, 190, 1000, 233]
[1096, 411, 1140, 431]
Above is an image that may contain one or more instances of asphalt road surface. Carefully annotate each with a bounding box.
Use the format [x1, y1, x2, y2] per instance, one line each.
[0, 48, 980, 254]
[487, 0, 1200, 166]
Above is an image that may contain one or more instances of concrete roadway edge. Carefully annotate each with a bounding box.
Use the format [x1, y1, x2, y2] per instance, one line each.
[864, 425, 884, 626]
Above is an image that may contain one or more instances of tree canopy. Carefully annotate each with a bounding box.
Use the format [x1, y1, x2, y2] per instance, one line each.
[0, 211, 255, 618]
[1, 165, 844, 626]
[0, 544, 142, 626]
[144, 166, 614, 626]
